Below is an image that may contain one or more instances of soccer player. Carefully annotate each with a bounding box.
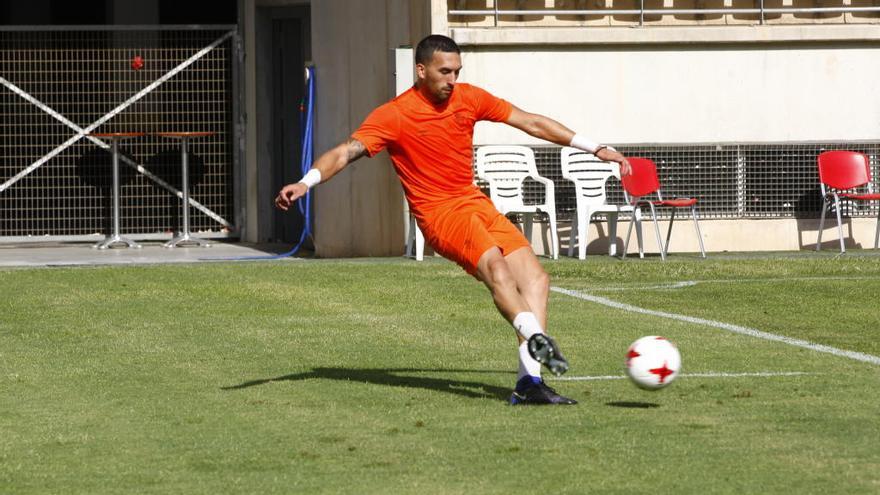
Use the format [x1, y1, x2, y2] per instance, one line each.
[275, 34, 631, 406]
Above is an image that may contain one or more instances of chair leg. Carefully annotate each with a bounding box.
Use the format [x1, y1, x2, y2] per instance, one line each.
[406, 215, 415, 258]
[635, 208, 645, 258]
[523, 214, 534, 244]
[415, 224, 424, 261]
[874, 208, 880, 249]
[568, 215, 577, 258]
[692, 205, 706, 258]
[577, 212, 589, 260]
[664, 208, 676, 258]
[816, 200, 827, 251]
[607, 212, 619, 257]
[548, 212, 559, 260]
[649, 204, 666, 261]
[622, 209, 641, 259]
[833, 196, 845, 254]
[623, 213, 634, 260]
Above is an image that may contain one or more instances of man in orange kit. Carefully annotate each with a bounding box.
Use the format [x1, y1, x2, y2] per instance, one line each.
[276, 35, 631, 405]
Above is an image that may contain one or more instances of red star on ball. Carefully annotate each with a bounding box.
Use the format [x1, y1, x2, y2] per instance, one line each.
[649, 361, 675, 383]
[626, 348, 640, 366]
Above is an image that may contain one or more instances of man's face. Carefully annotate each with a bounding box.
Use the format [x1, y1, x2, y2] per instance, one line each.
[416, 51, 462, 103]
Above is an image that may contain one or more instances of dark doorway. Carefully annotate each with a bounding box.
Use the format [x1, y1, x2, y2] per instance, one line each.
[272, 14, 310, 243]
[255, 6, 311, 244]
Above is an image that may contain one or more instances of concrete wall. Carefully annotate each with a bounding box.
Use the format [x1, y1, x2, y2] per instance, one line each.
[528, 217, 880, 257]
[310, 0, 412, 257]
[241, 0, 432, 255]
[457, 43, 880, 145]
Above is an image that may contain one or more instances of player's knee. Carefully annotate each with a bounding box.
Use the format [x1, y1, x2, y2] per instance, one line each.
[486, 257, 517, 293]
[528, 268, 550, 296]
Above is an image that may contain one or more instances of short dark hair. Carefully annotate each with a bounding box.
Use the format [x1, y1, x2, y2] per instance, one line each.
[415, 35, 460, 65]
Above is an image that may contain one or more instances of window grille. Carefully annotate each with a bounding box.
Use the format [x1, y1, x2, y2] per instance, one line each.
[477, 142, 880, 221]
[0, 26, 239, 241]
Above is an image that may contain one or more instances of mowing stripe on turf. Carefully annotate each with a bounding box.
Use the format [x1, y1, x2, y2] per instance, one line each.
[551, 286, 880, 366]
[583, 275, 880, 292]
[588, 281, 698, 291]
[552, 371, 812, 381]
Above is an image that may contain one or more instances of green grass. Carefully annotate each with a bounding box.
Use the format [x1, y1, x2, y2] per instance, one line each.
[2, 254, 880, 494]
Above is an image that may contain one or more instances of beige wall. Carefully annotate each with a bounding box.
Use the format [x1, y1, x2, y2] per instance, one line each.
[241, 0, 432, 255]
[311, 0, 413, 257]
[525, 217, 880, 257]
[458, 44, 880, 145]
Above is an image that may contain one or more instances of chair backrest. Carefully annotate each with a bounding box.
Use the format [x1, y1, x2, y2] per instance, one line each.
[560, 147, 619, 207]
[475, 145, 539, 211]
[817, 151, 871, 191]
[621, 157, 661, 199]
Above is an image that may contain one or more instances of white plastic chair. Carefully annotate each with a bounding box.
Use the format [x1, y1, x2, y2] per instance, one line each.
[560, 147, 638, 259]
[475, 146, 559, 259]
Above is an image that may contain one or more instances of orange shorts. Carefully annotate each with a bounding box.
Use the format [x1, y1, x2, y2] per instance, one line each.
[417, 192, 531, 277]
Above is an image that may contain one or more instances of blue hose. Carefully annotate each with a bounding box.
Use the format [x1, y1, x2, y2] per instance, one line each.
[209, 65, 315, 261]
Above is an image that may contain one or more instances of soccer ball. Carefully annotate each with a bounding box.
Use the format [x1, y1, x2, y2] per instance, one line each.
[625, 336, 681, 390]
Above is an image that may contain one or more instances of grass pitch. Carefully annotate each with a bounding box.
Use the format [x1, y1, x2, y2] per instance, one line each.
[2, 253, 879, 494]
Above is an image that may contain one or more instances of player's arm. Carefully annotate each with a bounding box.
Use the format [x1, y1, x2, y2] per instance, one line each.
[505, 105, 631, 176]
[274, 138, 368, 211]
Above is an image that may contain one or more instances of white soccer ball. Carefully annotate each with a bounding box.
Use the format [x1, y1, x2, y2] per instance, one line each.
[625, 336, 681, 390]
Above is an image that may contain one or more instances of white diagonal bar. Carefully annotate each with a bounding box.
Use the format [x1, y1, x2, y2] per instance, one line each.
[0, 31, 234, 228]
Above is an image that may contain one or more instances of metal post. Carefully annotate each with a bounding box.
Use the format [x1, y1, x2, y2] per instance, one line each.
[111, 138, 121, 238]
[162, 132, 212, 248]
[759, 0, 765, 24]
[93, 134, 141, 250]
[736, 146, 746, 218]
[181, 137, 191, 237]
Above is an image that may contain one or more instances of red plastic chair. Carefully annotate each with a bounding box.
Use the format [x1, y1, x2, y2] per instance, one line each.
[816, 150, 880, 253]
[621, 157, 706, 260]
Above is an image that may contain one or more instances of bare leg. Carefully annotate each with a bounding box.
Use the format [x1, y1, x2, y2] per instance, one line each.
[503, 246, 550, 331]
[477, 246, 573, 397]
[476, 246, 551, 344]
[475, 246, 532, 326]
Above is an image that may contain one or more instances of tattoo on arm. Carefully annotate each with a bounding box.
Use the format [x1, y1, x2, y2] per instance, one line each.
[345, 139, 368, 163]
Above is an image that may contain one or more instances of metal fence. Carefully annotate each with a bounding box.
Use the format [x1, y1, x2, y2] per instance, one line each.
[478, 142, 880, 221]
[0, 26, 239, 242]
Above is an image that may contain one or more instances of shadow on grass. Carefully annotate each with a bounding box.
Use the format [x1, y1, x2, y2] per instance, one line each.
[221, 367, 512, 401]
[605, 401, 660, 408]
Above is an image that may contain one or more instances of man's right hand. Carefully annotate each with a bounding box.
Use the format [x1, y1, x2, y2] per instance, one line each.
[274, 183, 308, 211]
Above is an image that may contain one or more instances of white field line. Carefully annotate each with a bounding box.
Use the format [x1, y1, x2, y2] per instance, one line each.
[551, 371, 813, 381]
[551, 286, 880, 366]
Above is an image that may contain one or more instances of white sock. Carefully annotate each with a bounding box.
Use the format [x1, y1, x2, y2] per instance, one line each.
[512, 312, 543, 340]
[517, 341, 542, 382]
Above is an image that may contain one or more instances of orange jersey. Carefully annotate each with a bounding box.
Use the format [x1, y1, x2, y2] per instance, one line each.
[351, 83, 513, 216]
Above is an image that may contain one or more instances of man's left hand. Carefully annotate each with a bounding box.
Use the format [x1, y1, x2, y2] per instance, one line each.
[595, 148, 632, 177]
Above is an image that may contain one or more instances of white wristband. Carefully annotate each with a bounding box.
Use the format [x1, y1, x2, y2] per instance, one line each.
[570, 134, 615, 154]
[570, 134, 601, 154]
[298, 169, 322, 189]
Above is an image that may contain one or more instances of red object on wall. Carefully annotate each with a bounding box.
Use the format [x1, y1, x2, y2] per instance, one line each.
[131, 55, 144, 71]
